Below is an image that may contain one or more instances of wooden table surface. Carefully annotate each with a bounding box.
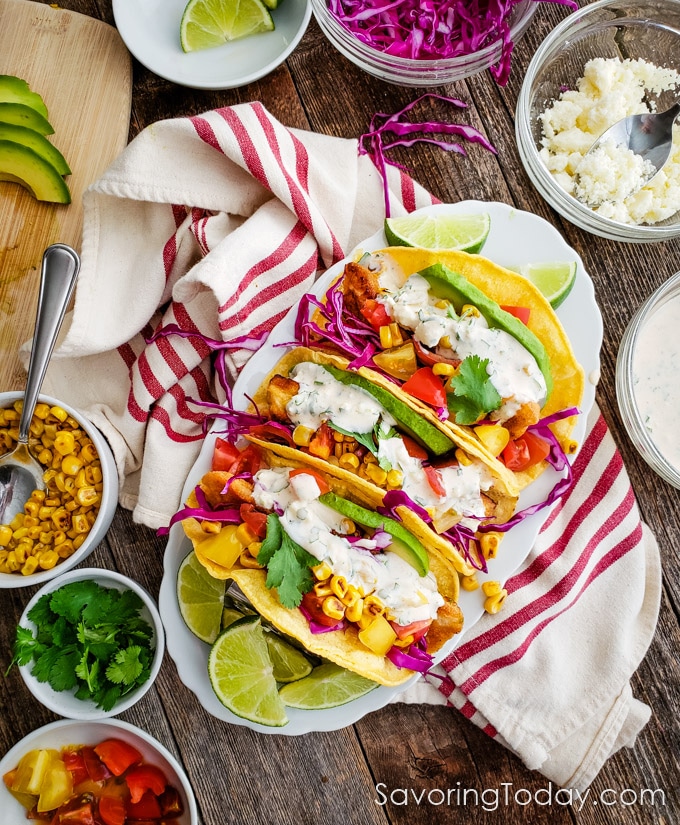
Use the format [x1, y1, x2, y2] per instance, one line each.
[2, 2, 679, 823]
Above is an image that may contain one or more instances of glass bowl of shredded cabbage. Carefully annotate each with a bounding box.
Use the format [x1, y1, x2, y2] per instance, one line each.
[516, 0, 680, 242]
[311, 0, 549, 87]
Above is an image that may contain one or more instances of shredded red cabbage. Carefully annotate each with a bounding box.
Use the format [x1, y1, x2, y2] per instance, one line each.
[299, 604, 347, 634]
[157, 485, 242, 536]
[387, 643, 434, 672]
[359, 94, 499, 216]
[328, 0, 577, 84]
[146, 324, 269, 404]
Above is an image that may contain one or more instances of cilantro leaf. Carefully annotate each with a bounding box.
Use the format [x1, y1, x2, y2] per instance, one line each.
[10, 625, 42, 669]
[49, 580, 102, 624]
[264, 530, 316, 609]
[257, 513, 283, 567]
[106, 645, 145, 686]
[49, 648, 81, 692]
[447, 355, 502, 425]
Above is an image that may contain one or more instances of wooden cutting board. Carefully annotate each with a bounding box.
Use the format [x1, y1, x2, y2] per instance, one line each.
[0, 0, 131, 390]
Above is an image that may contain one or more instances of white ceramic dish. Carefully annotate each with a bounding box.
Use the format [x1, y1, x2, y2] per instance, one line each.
[112, 0, 312, 90]
[0, 718, 198, 825]
[18, 567, 165, 720]
[158, 200, 602, 735]
[0, 392, 118, 590]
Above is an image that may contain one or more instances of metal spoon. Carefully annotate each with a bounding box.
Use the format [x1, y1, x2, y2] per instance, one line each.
[577, 98, 680, 202]
[0, 244, 80, 524]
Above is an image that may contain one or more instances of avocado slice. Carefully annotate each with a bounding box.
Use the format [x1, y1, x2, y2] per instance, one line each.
[0, 75, 49, 119]
[0, 123, 70, 175]
[0, 140, 70, 203]
[320, 363, 456, 457]
[319, 491, 430, 576]
[0, 102, 54, 135]
[418, 263, 553, 398]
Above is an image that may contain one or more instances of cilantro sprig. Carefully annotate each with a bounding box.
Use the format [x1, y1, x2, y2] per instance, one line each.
[447, 355, 502, 425]
[9, 580, 155, 711]
[257, 514, 317, 609]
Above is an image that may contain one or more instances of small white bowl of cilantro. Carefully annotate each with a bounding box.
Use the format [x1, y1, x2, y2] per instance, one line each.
[10, 567, 165, 720]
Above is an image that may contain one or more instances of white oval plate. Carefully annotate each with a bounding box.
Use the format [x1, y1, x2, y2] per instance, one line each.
[159, 200, 602, 735]
[112, 0, 311, 90]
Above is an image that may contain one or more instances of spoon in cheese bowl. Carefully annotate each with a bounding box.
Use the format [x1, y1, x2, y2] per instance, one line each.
[0, 244, 80, 524]
[575, 98, 680, 207]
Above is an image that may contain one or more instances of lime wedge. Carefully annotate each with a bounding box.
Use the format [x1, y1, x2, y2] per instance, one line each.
[177, 551, 226, 644]
[384, 213, 490, 254]
[208, 616, 288, 726]
[264, 631, 313, 683]
[519, 261, 577, 309]
[180, 0, 274, 52]
[278, 662, 378, 709]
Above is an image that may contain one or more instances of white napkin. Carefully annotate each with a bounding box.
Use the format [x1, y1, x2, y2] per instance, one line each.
[40, 103, 660, 792]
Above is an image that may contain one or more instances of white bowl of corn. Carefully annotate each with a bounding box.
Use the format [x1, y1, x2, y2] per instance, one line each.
[0, 392, 118, 588]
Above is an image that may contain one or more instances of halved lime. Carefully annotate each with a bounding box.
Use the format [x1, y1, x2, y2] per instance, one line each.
[384, 213, 491, 254]
[264, 630, 313, 683]
[208, 616, 288, 726]
[177, 551, 226, 644]
[519, 261, 577, 309]
[180, 0, 274, 52]
[278, 662, 378, 709]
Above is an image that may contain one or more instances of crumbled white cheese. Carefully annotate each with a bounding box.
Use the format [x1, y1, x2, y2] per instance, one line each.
[538, 57, 680, 225]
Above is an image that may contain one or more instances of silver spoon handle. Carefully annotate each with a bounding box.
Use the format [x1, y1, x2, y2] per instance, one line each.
[18, 244, 81, 443]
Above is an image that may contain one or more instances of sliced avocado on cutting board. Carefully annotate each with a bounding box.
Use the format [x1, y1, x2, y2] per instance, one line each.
[0, 74, 49, 118]
[0, 122, 70, 175]
[0, 100, 54, 134]
[0, 140, 70, 203]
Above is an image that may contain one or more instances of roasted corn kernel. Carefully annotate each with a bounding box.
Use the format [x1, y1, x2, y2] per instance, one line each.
[322, 596, 345, 621]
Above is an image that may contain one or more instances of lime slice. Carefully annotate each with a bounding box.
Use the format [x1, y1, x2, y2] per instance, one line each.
[519, 261, 577, 309]
[221, 606, 245, 629]
[384, 213, 491, 254]
[208, 616, 288, 726]
[180, 0, 274, 52]
[177, 551, 226, 644]
[261, 0, 280, 8]
[263, 631, 313, 683]
[278, 662, 378, 709]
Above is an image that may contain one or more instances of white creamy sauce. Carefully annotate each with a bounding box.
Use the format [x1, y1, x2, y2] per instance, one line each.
[376, 272, 547, 419]
[377, 437, 490, 519]
[632, 298, 680, 472]
[286, 361, 396, 434]
[252, 467, 443, 625]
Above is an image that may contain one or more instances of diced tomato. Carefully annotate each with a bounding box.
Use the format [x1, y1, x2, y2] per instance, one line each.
[301, 592, 341, 627]
[211, 437, 241, 472]
[98, 795, 126, 825]
[308, 422, 334, 460]
[228, 444, 262, 476]
[502, 431, 550, 471]
[61, 752, 88, 788]
[401, 435, 429, 460]
[500, 305, 531, 325]
[423, 465, 446, 497]
[360, 299, 391, 332]
[54, 796, 96, 825]
[239, 503, 267, 539]
[126, 789, 162, 820]
[289, 467, 330, 495]
[391, 619, 432, 642]
[124, 765, 167, 805]
[93, 739, 142, 778]
[80, 748, 110, 783]
[413, 339, 460, 369]
[401, 368, 447, 409]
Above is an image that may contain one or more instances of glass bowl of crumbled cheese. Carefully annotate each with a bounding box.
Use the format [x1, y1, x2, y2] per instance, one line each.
[616, 270, 680, 488]
[516, 0, 680, 242]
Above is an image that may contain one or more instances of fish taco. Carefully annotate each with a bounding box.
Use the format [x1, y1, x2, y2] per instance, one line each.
[299, 246, 584, 493]
[242, 345, 518, 576]
[180, 441, 464, 687]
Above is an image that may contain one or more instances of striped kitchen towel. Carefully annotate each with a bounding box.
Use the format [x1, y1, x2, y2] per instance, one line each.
[39, 103, 660, 791]
[398, 404, 661, 791]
